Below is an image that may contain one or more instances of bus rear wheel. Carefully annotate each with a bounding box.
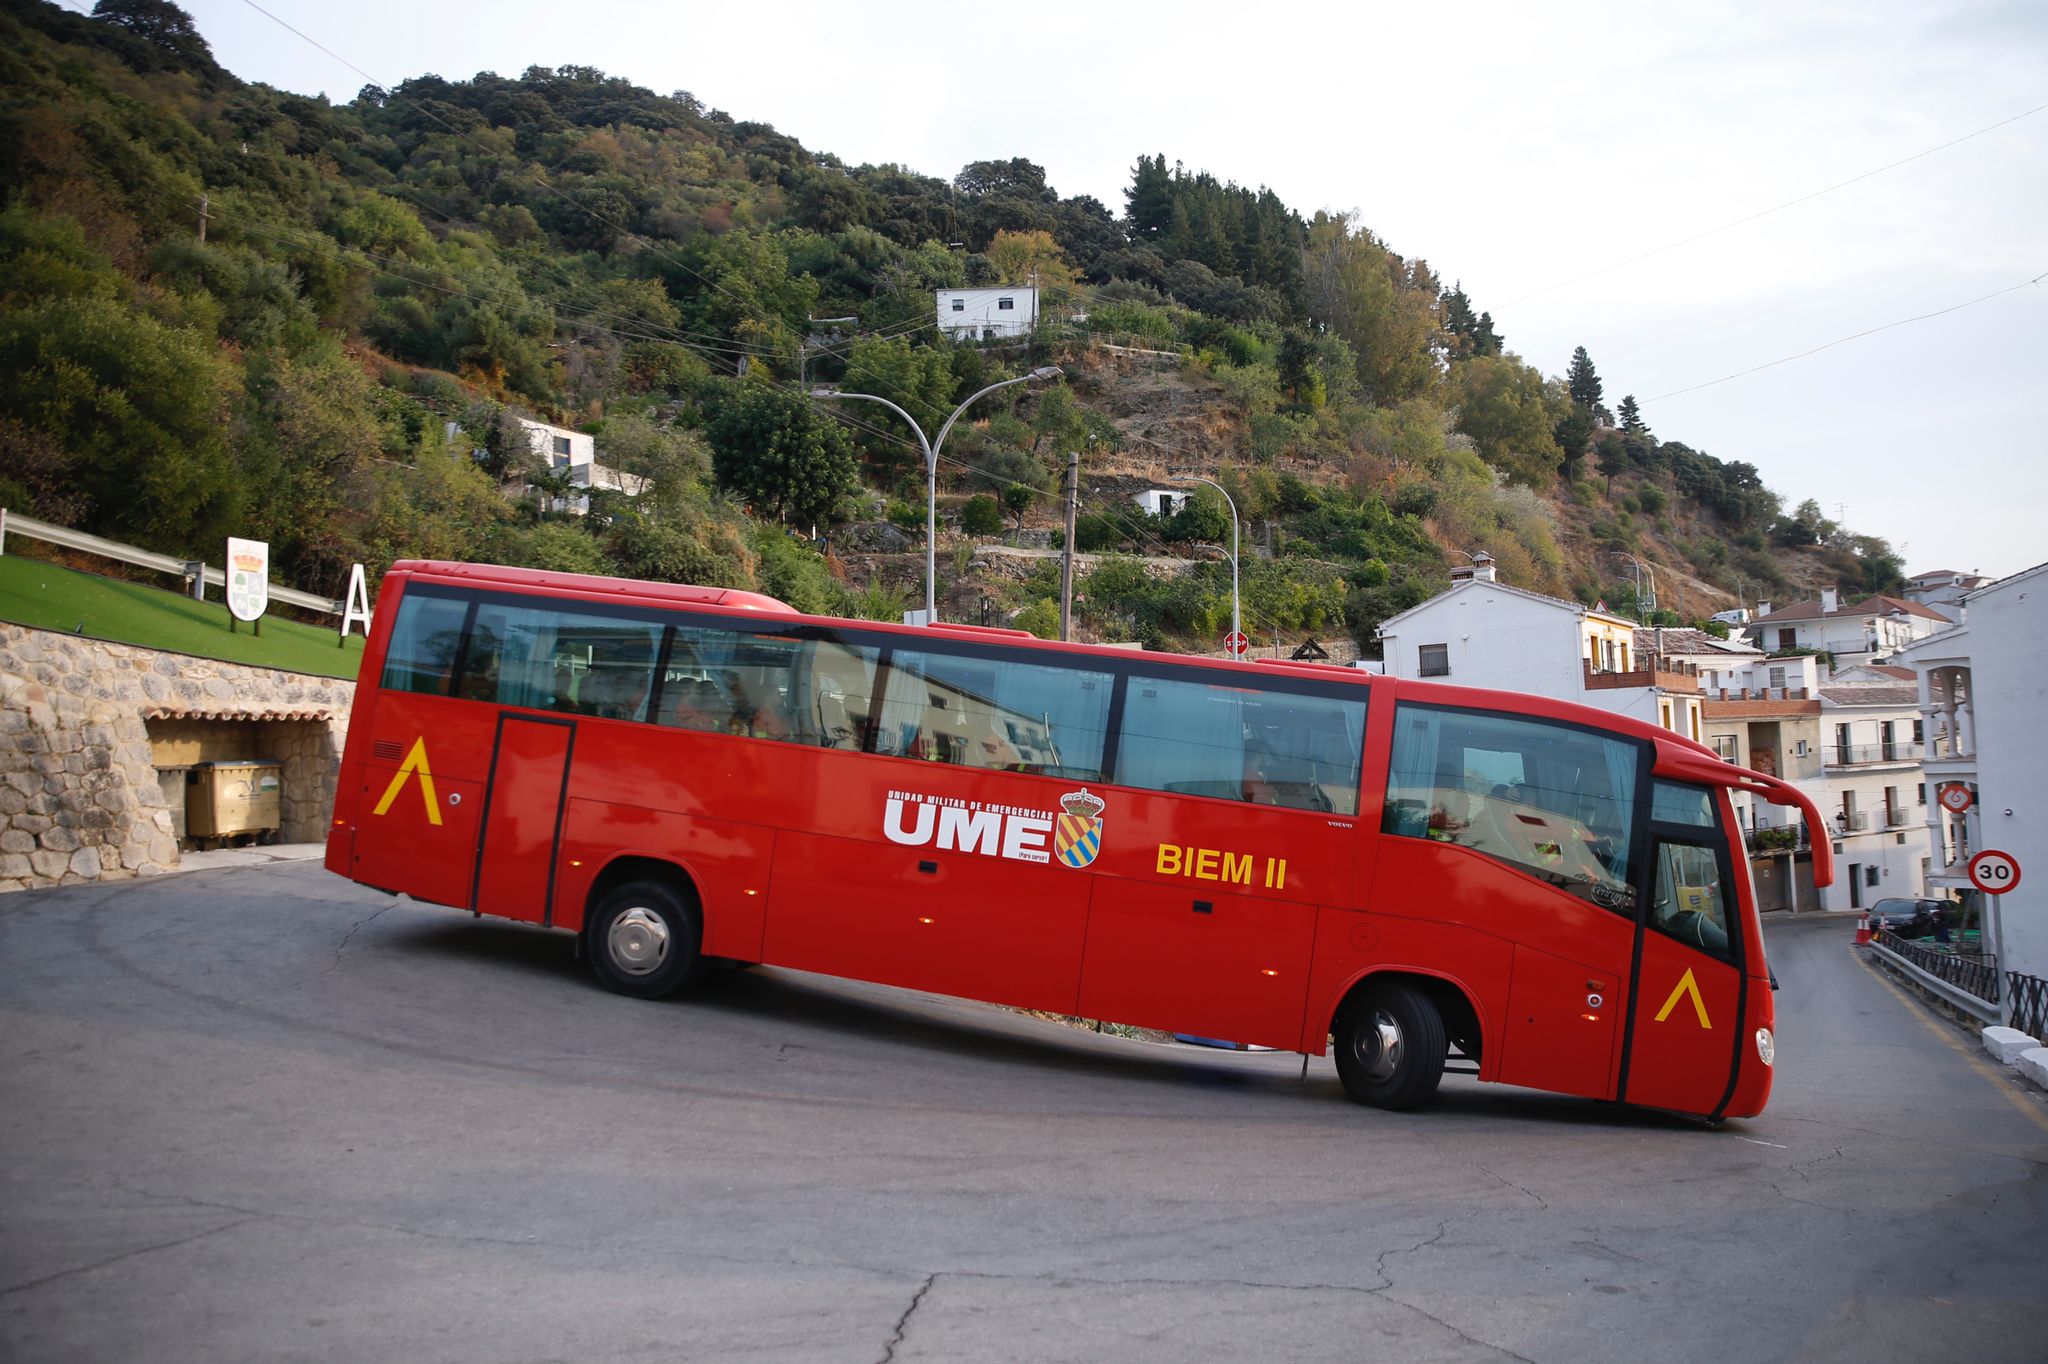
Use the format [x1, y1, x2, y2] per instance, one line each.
[1334, 982, 1447, 1111]
[587, 879, 705, 1000]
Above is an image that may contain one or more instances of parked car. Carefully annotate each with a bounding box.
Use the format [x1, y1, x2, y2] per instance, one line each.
[1869, 898, 1951, 940]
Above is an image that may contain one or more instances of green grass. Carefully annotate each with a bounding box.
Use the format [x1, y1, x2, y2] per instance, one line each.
[0, 554, 366, 680]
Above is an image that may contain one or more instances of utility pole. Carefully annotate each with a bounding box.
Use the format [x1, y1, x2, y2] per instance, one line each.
[197, 193, 210, 244]
[1060, 450, 1079, 641]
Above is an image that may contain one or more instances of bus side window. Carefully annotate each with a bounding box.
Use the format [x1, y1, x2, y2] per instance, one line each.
[1117, 676, 1365, 814]
[380, 591, 471, 697]
[878, 649, 1110, 776]
[801, 639, 881, 750]
[1384, 704, 1640, 912]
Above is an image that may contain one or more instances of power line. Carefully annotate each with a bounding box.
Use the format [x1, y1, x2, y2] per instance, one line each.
[1641, 268, 2045, 404]
[1503, 98, 2048, 308]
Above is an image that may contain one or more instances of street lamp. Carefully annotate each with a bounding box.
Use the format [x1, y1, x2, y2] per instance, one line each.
[1608, 551, 1656, 617]
[1170, 471, 1240, 658]
[813, 365, 1060, 623]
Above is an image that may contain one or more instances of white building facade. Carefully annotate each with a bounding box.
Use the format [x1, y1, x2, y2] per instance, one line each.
[1375, 556, 1703, 739]
[1749, 590, 1949, 669]
[1895, 563, 2048, 995]
[936, 287, 1039, 341]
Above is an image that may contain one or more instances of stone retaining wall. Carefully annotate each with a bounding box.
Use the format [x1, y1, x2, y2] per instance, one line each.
[0, 625, 354, 891]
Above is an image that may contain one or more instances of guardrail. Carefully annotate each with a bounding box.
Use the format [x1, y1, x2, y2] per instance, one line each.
[0, 509, 344, 616]
[2008, 970, 2048, 1041]
[1872, 928, 2000, 1007]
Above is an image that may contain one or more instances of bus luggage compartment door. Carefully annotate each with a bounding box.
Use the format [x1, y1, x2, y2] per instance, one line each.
[472, 715, 576, 925]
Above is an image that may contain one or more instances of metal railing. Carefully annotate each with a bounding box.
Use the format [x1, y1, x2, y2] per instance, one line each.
[0, 509, 345, 616]
[2008, 970, 2048, 1041]
[1874, 929, 2000, 1005]
[1826, 742, 1922, 766]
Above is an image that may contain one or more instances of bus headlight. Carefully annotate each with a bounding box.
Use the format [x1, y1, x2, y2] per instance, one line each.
[1755, 1027, 1775, 1067]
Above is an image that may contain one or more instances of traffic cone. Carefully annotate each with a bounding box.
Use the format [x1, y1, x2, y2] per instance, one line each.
[1854, 913, 1871, 945]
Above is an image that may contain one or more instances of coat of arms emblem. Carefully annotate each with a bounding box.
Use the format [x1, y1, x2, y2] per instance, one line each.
[1054, 787, 1106, 869]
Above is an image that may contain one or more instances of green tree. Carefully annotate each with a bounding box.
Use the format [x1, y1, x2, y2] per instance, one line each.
[1617, 393, 1647, 433]
[705, 383, 859, 525]
[1451, 354, 1562, 485]
[0, 212, 240, 552]
[1001, 482, 1035, 530]
[1566, 346, 1603, 411]
[1301, 211, 1439, 406]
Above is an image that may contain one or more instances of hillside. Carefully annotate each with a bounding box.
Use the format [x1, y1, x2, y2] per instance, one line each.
[0, 0, 1910, 655]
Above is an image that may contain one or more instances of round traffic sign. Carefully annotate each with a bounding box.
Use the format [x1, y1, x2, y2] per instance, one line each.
[1223, 630, 1249, 657]
[1967, 849, 2022, 896]
[1938, 783, 1974, 814]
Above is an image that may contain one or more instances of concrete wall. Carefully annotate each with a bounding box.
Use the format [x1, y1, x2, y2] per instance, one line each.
[0, 625, 353, 892]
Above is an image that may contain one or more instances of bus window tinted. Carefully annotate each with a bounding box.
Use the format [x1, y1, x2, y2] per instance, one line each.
[1651, 781, 1719, 828]
[661, 626, 879, 745]
[1116, 675, 1366, 815]
[1384, 705, 1639, 912]
[877, 650, 1111, 777]
[380, 591, 469, 697]
[465, 599, 664, 719]
[1651, 842, 1731, 956]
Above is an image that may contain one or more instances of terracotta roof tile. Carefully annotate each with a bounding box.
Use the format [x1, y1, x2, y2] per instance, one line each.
[142, 705, 339, 722]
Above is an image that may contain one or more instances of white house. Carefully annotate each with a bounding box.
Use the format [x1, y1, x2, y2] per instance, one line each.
[447, 417, 646, 516]
[1749, 590, 1950, 669]
[1894, 562, 2048, 996]
[1811, 667, 1935, 911]
[1902, 568, 1990, 623]
[1375, 553, 1704, 740]
[1133, 488, 1187, 517]
[936, 287, 1038, 341]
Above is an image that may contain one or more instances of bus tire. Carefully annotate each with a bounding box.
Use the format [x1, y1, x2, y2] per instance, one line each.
[586, 879, 705, 1000]
[1334, 982, 1447, 1111]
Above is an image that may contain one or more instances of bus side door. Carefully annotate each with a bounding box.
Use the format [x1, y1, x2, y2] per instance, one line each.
[1619, 832, 1746, 1116]
[471, 714, 575, 924]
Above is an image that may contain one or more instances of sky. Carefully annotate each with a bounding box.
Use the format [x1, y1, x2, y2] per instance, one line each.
[176, 0, 2048, 583]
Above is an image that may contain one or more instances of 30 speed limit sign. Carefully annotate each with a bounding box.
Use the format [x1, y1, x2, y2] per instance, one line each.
[1967, 849, 2022, 896]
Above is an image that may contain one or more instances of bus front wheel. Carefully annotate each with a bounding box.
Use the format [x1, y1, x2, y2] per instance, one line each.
[1334, 983, 1447, 1111]
[587, 879, 706, 1000]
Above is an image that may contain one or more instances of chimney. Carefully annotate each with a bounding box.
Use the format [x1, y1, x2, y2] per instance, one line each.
[1471, 551, 1498, 583]
[1821, 588, 1839, 614]
[1757, 599, 1773, 618]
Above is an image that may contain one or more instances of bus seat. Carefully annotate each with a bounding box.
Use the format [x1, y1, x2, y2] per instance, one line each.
[816, 693, 854, 748]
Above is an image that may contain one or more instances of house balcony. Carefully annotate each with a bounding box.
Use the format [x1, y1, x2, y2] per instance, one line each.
[1824, 742, 1923, 768]
[1583, 659, 1701, 693]
[1710, 687, 1811, 702]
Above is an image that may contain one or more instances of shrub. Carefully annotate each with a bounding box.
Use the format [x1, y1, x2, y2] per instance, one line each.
[960, 494, 1003, 536]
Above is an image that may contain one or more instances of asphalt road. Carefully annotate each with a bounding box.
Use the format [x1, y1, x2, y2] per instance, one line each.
[3, 865, 2045, 1363]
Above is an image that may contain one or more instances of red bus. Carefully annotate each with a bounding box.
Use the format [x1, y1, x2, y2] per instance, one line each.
[326, 561, 1833, 1118]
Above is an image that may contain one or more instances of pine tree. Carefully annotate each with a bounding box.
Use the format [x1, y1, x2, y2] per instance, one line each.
[1473, 311, 1502, 357]
[1618, 393, 1647, 433]
[1566, 346, 1603, 411]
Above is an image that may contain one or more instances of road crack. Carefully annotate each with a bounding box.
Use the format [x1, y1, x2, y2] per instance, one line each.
[326, 902, 395, 972]
[0, 1218, 253, 1297]
[878, 1272, 936, 1364]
